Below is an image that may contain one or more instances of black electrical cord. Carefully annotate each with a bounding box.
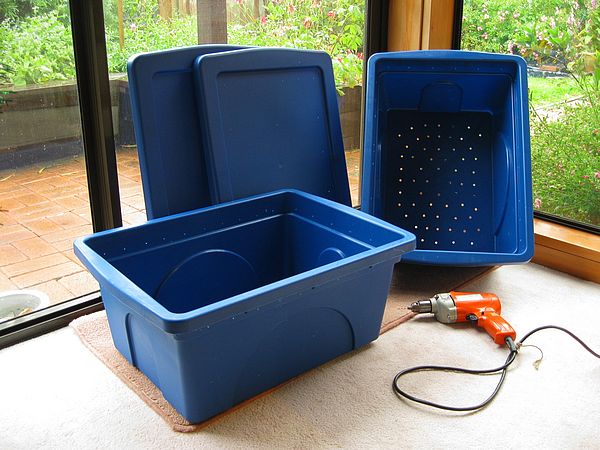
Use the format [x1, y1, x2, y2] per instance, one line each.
[393, 326, 600, 412]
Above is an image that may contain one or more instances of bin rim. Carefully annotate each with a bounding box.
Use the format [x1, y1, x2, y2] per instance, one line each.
[74, 189, 416, 334]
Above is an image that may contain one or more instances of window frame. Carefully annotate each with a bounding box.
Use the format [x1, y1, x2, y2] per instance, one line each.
[0, 0, 388, 349]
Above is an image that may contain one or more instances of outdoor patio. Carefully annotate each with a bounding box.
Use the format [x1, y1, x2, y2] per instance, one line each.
[0, 147, 360, 308]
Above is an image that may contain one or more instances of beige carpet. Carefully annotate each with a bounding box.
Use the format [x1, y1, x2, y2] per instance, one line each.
[1, 263, 599, 449]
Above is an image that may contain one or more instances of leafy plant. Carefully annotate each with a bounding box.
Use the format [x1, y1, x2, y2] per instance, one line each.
[0, 9, 74, 85]
[228, 0, 365, 89]
[104, 0, 197, 73]
[530, 98, 600, 224]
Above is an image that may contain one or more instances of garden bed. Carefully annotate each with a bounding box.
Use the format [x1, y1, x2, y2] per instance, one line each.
[0, 79, 361, 172]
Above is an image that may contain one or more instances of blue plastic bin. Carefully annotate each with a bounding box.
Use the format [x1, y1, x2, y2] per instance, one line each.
[74, 190, 415, 423]
[127, 45, 247, 219]
[361, 50, 534, 266]
[193, 47, 351, 206]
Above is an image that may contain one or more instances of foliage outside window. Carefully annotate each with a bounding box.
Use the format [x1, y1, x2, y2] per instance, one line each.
[0, 0, 365, 92]
[462, 0, 599, 226]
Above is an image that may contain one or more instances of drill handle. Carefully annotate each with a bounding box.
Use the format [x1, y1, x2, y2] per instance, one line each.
[477, 310, 516, 346]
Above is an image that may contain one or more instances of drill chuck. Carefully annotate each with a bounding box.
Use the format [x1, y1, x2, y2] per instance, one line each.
[408, 300, 433, 313]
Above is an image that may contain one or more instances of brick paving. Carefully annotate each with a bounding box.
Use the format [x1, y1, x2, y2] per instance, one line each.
[0, 147, 146, 305]
[0, 147, 360, 311]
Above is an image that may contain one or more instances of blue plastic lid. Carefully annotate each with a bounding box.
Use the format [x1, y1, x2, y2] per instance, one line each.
[193, 47, 351, 206]
[127, 45, 247, 219]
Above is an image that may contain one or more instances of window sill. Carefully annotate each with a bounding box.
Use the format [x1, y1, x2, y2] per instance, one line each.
[533, 218, 600, 284]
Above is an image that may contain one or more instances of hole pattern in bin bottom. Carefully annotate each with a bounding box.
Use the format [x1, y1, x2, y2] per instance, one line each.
[383, 111, 495, 252]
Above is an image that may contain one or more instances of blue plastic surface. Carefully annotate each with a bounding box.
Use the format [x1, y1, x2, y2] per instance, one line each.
[74, 189, 415, 423]
[127, 45, 247, 219]
[361, 50, 534, 266]
[193, 48, 351, 206]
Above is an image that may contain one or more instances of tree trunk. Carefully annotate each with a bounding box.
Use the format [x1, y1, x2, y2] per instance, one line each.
[158, 0, 173, 20]
[196, 0, 227, 44]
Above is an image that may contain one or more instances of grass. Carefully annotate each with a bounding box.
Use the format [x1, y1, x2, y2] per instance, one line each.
[528, 76, 580, 107]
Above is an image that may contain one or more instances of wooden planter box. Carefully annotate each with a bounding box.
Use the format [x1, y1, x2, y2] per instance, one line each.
[0, 77, 133, 171]
[0, 80, 361, 171]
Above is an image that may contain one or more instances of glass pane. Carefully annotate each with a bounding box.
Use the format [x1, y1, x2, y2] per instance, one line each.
[461, 0, 599, 228]
[103, 0, 365, 208]
[0, 0, 98, 324]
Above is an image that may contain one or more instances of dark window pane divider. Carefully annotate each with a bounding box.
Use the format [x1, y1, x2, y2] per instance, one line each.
[0, 0, 121, 349]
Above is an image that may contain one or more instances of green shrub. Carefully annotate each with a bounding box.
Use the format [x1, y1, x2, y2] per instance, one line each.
[1, 0, 364, 91]
[0, 9, 74, 85]
[530, 82, 600, 224]
[228, 0, 365, 89]
[105, 4, 197, 73]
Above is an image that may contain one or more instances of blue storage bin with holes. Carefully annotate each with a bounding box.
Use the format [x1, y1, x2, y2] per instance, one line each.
[361, 50, 534, 266]
[74, 190, 416, 423]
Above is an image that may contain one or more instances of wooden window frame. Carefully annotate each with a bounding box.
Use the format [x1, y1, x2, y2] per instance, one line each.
[386, 0, 600, 283]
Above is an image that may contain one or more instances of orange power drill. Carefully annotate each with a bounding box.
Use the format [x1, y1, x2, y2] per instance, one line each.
[408, 291, 516, 345]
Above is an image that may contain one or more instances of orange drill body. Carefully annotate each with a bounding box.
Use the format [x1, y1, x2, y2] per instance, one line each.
[409, 291, 516, 345]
